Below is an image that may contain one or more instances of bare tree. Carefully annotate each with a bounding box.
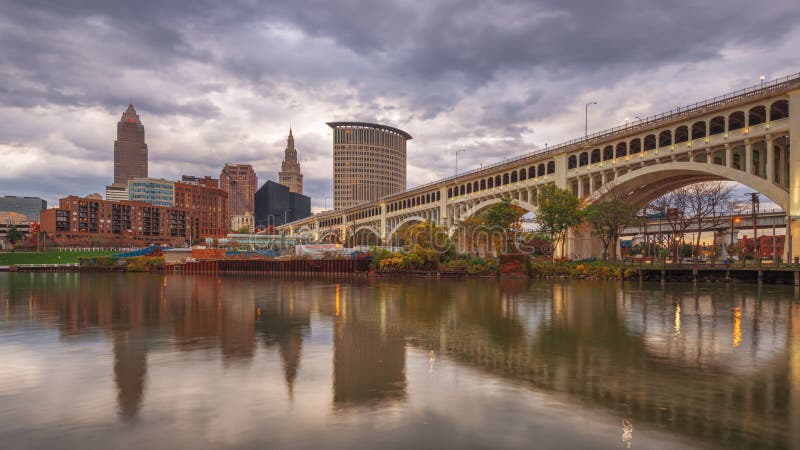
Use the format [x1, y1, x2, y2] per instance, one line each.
[686, 182, 737, 255]
[651, 187, 692, 262]
[651, 182, 748, 262]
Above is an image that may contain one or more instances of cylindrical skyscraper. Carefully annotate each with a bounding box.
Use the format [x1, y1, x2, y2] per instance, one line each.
[327, 122, 411, 210]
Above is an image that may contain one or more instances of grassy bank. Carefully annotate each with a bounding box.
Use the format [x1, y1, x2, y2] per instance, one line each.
[0, 250, 118, 265]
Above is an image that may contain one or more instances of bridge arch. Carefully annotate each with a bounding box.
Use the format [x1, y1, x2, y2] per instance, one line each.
[587, 161, 789, 210]
[450, 198, 538, 236]
[387, 215, 429, 240]
[351, 225, 382, 243]
[316, 230, 342, 244]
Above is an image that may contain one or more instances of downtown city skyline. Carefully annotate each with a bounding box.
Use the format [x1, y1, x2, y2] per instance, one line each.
[1, 0, 800, 211]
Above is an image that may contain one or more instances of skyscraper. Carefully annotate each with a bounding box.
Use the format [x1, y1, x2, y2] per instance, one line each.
[278, 128, 303, 194]
[254, 180, 311, 228]
[328, 122, 410, 210]
[113, 102, 148, 185]
[220, 164, 257, 218]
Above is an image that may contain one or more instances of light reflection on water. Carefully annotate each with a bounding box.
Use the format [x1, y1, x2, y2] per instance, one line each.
[0, 273, 799, 450]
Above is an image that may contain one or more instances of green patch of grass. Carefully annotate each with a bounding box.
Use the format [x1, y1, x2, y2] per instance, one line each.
[0, 250, 118, 265]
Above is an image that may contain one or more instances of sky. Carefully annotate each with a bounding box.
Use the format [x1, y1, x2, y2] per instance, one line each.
[1, 0, 799, 211]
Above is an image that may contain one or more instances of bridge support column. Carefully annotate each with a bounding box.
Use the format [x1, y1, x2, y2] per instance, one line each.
[766, 135, 775, 185]
[439, 186, 449, 227]
[380, 203, 388, 243]
[717, 229, 735, 259]
[745, 139, 753, 175]
[724, 144, 731, 168]
[789, 89, 800, 261]
[566, 223, 605, 260]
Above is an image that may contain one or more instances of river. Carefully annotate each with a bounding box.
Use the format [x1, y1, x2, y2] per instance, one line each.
[1, 273, 798, 449]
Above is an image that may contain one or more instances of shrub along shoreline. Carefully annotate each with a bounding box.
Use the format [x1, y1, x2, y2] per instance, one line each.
[78, 256, 165, 272]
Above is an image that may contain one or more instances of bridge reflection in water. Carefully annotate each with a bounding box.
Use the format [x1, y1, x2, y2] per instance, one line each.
[1, 274, 799, 449]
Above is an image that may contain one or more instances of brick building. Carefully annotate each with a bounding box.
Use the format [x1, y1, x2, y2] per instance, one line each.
[220, 164, 257, 218]
[40, 195, 189, 247]
[175, 176, 229, 240]
[738, 235, 785, 259]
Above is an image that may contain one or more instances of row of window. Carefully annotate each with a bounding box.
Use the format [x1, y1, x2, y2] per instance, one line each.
[387, 191, 442, 212]
[448, 162, 556, 198]
[568, 100, 790, 169]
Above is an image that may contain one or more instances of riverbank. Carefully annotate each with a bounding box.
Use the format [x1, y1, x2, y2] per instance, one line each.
[5, 257, 800, 284]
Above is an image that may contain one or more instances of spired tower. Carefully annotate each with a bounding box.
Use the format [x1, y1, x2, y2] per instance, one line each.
[278, 128, 303, 194]
[114, 102, 148, 185]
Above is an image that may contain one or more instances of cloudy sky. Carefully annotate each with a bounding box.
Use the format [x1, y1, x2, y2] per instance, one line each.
[1, 0, 799, 211]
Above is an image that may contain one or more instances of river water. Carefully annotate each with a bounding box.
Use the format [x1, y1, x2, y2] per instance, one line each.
[0, 273, 798, 449]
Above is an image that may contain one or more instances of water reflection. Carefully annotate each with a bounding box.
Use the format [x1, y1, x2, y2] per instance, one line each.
[1, 273, 799, 449]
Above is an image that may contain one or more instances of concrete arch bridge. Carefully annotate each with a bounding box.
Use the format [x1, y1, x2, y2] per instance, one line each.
[280, 73, 800, 259]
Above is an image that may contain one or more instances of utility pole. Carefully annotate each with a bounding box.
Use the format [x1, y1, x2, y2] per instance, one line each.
[749, 193, 760, 264]
[585, 101, 597, 138]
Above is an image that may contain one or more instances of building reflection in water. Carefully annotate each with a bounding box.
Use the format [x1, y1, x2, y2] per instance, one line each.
[3, 274, 800, 448]
[329, 283, 407, 408]
[255, 282, 311, 399]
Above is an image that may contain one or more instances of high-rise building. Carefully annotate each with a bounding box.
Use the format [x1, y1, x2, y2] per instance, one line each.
[174, 176, 229, 239]
[254, 181, 311, 228]
[328, 122, 410, 210]
[0, 196, 47, 222]
[114, 102, 148, 185]
[278, 128, 303, 194]
[128, 178, 175, 207]
[220, 164, 257, 218]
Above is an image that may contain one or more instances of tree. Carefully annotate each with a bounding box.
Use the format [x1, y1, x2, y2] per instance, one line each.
[5, 225, 23, 243]
[237, 226, 251, 234]
[650, 187, 692, 262]
[535, 185, 583, 261]
[480, 197, 526, 254]
[650, 182, 741, 263]
[584, 199, 641, 261]
[394, 221, 451, 254]
[685, 182, 737, 254]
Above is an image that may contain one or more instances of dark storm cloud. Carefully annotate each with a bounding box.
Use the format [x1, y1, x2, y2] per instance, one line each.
[1, 0, 799, 202]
